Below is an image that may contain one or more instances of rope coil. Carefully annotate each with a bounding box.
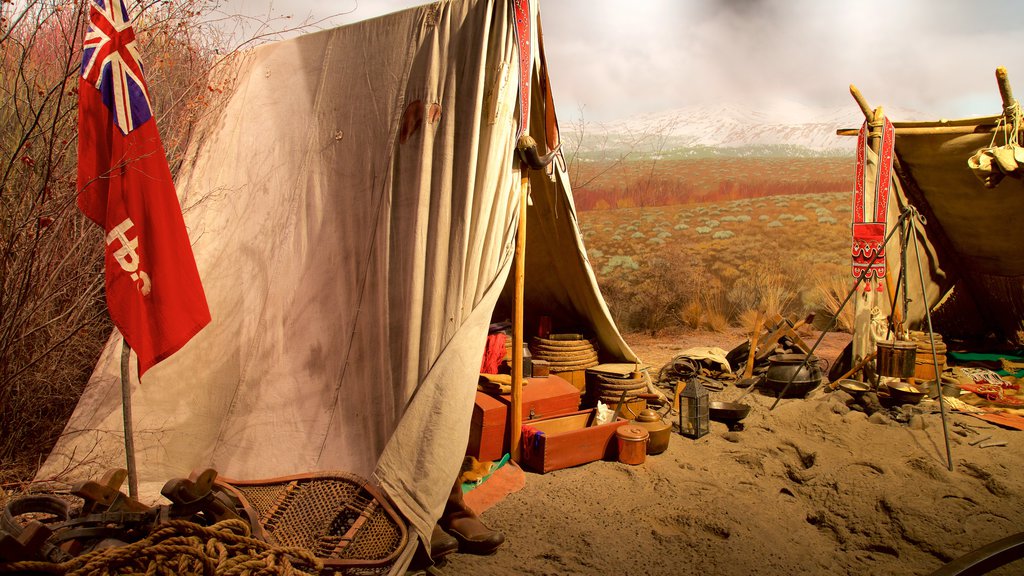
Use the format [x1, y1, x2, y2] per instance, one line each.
[0, 519, 322, 576]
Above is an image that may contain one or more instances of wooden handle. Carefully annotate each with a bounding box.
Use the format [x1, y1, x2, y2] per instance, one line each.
[828, 351, 877, 388]
[743, 313, 763, 380]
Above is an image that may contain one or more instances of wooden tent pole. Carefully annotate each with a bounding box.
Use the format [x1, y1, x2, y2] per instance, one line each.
[849, 85, 906, 333]
[510, 165, 529, 462]
[120, 340, 139, 498]
[996, 66, 1016, 113]
[849, 84, 873, 119]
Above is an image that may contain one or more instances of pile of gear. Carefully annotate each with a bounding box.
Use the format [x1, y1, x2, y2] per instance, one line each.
[0, 468, 409, 576]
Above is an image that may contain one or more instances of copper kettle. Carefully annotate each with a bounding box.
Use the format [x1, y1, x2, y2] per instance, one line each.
[631, 408, 671, 455]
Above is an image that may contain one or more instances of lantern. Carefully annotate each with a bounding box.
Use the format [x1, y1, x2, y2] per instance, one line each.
[678, 378, 709, 439]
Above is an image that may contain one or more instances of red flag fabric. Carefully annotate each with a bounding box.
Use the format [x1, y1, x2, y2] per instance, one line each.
[77, 0, 210, 377]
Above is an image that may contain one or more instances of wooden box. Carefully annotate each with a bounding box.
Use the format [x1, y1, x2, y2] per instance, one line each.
[551, 369, 587, 394]
[520, 409, 628, 474]
[467, 375, 580, 461]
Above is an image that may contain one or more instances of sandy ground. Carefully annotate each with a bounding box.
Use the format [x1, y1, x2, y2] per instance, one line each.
[443, 329, 1024, 576]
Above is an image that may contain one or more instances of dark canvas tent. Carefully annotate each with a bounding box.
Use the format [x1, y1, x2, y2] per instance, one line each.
[840, 76, 1024, 348]
[40, 0, 635, 546]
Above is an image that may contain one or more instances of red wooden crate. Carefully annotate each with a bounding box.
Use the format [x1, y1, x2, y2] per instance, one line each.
[520, 409, 628, 474]
[467, 375, 580, 461]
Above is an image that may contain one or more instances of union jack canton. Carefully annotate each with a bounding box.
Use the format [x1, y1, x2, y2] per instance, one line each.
[81, 0, 152, 135]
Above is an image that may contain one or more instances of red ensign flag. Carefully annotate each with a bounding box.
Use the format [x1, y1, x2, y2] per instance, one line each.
[77, 0, 210, 377]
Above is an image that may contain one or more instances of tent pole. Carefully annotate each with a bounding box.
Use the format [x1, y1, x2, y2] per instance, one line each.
[909, 210, 955, 471]
[511, 165, 529, 463]
[850, 87, 905, 334]
[120, 340, 139, 498]
[996, 66, 1016, 115]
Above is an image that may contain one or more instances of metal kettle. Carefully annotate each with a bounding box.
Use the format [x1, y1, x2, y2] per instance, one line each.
[631, 408, 671, 455]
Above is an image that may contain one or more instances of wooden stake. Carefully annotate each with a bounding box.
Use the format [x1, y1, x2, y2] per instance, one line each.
[510, 166, 529, 462]
[742, 312, 763, 381]
[120, 340, 139, 499]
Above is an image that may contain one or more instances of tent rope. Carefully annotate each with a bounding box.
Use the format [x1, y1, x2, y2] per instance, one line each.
[0, 519, 322, 576]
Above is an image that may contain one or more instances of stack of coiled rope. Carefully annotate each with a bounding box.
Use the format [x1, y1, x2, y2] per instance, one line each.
[528, 334, 599, 372]
[589, 370, 651, 406]
[0, 519, 319, 576]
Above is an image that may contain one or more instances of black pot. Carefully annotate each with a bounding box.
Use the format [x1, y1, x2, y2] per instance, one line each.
[764, 353, 825, 398]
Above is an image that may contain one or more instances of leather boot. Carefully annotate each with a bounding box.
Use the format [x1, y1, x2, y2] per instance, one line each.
[439, 510, 505, 555]
[439, 479, 505, 555]
[430, 524, 459, 561]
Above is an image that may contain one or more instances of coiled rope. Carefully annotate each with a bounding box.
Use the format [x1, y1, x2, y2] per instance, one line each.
[0, 519, 322, 576]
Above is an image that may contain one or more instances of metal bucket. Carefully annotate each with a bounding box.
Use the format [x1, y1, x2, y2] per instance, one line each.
[876, 340, 917, 378]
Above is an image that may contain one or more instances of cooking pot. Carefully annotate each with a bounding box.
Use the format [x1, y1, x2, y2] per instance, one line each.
[764, 353, 826, 398]
[631, 408, 672, 455]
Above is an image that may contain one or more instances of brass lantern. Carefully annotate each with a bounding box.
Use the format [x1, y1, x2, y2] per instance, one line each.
[678, 378, 709, 439]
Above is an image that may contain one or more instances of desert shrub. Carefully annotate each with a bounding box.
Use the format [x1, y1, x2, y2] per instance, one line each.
[712, 230, 734, 240]
[758, 214, 769, 222]
[767, 221, 783, 228]
[601, 255, 640, 275]
[647, 237, 665, 245]
[631, 231, 645, 239]
[725, 261, 802, 322]
[589, 248, 605, 258]
[695, 226, 712, 234]
[678, 290, 731, 332]
[704, 219, 720, 228]
[778, 213, 795, 221]
[734, 214, 751, 223]
[811, 271, 856, 332]
[818, 216, 838, 224]
[600, 257, 693, 334]
[793, 215, 808, 222]
[674, 223, 689, 230]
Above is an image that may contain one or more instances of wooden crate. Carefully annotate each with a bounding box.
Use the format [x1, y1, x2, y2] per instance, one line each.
[551, 369, 587, 394]
[467, 375, 580, 461]
[520, 409, 628, 474]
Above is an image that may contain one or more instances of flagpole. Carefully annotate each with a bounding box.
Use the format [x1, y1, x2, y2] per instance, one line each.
[120, 338, 139, 499]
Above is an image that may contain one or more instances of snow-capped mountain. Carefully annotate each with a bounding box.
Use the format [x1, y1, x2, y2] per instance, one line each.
[567, 102, 929, 156]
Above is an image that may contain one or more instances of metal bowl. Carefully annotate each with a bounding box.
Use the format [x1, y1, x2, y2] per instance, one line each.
[837, 379, 870, 397]
[885, 383, 927, 405]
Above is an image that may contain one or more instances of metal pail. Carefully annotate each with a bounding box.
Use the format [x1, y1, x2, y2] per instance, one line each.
[876, 340, 917, 378]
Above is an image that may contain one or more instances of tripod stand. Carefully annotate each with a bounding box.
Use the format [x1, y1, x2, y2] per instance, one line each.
[770, 205, 954, 471]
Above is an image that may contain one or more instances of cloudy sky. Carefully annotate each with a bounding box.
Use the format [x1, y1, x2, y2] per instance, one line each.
[217, 0, 1024, 122]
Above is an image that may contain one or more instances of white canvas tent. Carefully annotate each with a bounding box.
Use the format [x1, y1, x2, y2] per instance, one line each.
[41, 0, 635, 545]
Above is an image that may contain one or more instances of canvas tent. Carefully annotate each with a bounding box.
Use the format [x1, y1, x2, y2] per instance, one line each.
[40, 0, 635, 546]
[840, 74, 1024, 349]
